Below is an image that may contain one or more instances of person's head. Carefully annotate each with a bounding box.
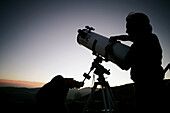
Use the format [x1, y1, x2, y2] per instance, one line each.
[50, 75, 64, 86]
[126, 12, 152, 37]
[49, 75, 83, 88]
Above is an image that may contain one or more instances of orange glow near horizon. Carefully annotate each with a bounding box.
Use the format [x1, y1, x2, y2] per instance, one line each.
[0, 79, 45, 88]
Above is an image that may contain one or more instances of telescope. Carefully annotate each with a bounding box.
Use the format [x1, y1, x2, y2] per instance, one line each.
[77, 26, 131, 70]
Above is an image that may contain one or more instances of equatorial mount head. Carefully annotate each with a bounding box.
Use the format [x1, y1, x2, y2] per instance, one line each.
[82, 55, 110, 83]
[92, 56, 110, 76]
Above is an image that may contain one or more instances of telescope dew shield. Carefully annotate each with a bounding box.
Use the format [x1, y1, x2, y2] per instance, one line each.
[77, 28, 130, 70]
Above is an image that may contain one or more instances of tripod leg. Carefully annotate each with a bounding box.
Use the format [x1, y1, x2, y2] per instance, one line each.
[101, 85, 108, 113]
[82, 82, 98, 113]
[105, 87, 113, 113]
[106, 84, 119, 113]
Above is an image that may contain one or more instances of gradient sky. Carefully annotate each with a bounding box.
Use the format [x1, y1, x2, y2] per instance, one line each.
[0, 0, 170, 87]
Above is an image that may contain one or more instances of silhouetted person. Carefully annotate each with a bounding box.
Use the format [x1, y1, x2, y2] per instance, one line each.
[35, 75, 69, 113]
[106, 12, 165, 112]
[35, 75, 83, 113]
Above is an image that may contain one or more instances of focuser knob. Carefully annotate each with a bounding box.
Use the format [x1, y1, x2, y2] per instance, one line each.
[85, 26, 95, 33]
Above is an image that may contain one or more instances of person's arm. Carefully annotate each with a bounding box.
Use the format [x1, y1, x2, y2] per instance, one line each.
[110, 35, 134, 42]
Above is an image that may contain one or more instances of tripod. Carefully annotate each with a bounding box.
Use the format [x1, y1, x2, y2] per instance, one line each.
[82, 56, 119, 113]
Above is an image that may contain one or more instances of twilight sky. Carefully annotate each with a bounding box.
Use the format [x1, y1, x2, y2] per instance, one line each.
[0, 0, 170, 87]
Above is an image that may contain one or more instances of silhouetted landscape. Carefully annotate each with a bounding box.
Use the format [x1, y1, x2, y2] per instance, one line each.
[0, 79, 170, 113]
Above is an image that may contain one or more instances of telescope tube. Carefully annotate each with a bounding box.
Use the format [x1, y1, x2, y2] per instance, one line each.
[77, 28, 130, 70]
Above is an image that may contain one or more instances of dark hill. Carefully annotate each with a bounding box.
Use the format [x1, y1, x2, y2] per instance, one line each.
[0, 79, 170, 113]
[0, 87, 39, 104]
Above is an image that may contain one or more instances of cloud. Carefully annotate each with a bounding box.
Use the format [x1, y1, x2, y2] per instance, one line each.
[0, 79, 44, 88]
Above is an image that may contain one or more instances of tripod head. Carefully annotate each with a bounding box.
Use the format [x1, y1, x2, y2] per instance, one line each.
[83, 55, 110, 83]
